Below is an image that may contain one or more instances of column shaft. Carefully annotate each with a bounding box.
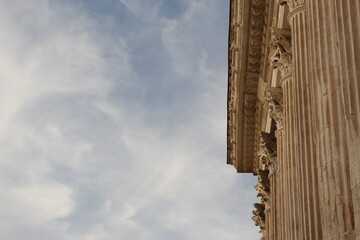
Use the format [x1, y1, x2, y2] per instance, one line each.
[306, 0, 360, 238]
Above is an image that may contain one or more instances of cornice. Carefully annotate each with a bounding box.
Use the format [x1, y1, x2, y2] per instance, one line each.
[227, 0, 266, 173]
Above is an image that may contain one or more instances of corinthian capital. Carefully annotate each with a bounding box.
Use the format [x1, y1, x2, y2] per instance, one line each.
[252, 203, 266, 237]
[265, 87, 284, 129]
[258, 132, 277, 175]
[277, 0, 304, 11]
[269, 28, 293, 78]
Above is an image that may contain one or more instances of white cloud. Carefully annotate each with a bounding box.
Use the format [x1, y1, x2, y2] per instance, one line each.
[10, 183, 74, 221]
[0, 0, 260, 239]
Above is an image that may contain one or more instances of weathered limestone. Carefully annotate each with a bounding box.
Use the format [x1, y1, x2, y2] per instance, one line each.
[227, 0, 360, 239]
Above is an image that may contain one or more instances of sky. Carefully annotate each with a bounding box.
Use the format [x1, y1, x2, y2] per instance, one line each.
[0, 0, 260, 239]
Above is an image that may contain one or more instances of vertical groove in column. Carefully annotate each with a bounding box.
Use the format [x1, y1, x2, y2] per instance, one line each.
[294, 13, 304, 240]
[283, 78, 292, 240]
[281, 80, 288, 240]
[287, 80, 292, 240]
[294, 12, 312, 239]
[288, 81, 292, 240]
[278, 127, 285, 240]
[282, 126, 286, 240]
[291, 14, 300, 240]
[273, 128, 282, 240]
[270, 175, 275, 240]
[289, 76, 295, 240]
[285, 80, 291, 240]
[279, 131, 284, 240]
[336, 0, 360, 237]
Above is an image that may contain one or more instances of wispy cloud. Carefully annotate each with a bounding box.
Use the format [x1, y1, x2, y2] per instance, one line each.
[0, 0, 259, 239]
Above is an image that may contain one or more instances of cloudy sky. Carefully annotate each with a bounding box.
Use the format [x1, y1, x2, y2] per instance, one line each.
[0, 0, 260, 239]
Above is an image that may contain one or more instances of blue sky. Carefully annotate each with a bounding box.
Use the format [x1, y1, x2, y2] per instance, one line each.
[0, 0, 260, 239]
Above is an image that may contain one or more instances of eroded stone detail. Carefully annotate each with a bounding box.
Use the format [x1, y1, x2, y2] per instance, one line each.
[252, 203, 266, 239]
[277, 0, 304, 11]
[258, 132, 277, 175]
[266, 87, 284, 129]
[248, 0, 266, 73]
[253, 169, 270, 240]
[269, 28, 293, 78]
[256, 170, 270, 202]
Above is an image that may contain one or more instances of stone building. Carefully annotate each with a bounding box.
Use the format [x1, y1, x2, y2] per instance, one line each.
[227, 0, 360, 239]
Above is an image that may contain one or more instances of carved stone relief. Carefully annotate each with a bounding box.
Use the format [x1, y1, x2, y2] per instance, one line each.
[265, 87, 284, 129]
[269, 28, 293, 78]
[252, 168, 271, 239]
[277, 0, 304, 12]
[258, 132, 277, 175]
[247, 0, 266, 74]
[252, 202, 266, 239]
[255, 170, 270, 203]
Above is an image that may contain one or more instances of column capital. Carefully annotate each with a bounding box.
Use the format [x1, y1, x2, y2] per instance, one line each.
[266, 87, 284, 130]
[252, 203, 266, 239]
[258, 132, 278, 175]
[277, 0, 305, 16]
[269, 28, 293, 79]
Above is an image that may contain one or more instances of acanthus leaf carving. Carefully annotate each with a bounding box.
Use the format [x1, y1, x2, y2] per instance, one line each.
[258, 132, 277, 175]
[277, 0, 304, 12]
[269, 28, 293, 78]
[252, 202, 266, 239]
[255, 169, 270, 204]
[265, 87, 284, 129]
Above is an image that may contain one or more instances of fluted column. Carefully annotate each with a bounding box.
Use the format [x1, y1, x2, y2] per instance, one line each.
[288, 2, 323, 239]
[274, 128, 283, 240]
[273, 1, 323, 238]
[306, 0, 360, 239]
[280, 74, 293, 240]
[268, 20, 293, 239]
[264, 86, 284, 240]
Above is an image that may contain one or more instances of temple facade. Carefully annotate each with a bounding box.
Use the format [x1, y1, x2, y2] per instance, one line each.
[227, 0, 360, 239]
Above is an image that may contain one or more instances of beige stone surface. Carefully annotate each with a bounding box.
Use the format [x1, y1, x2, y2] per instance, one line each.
[227, 0, 360, 239]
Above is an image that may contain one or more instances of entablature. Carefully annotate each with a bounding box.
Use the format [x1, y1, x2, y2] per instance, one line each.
[227, 0, 266, 173]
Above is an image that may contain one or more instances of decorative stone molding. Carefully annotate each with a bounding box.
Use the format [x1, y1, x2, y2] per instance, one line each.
[255, 169, 270, 201]
[258, 132, 277, 175]
[243, 93, 257, 171]
[253, 169, 270, 239]
[269, 28, 293, 78]
[259, 0, 278, 83]
[227, 0, 243, 169]
[227, 0, 266, 173]
[252, 203, 266, 238]
[266, 87, 284, 129]
[248, 0, 266, 74]
[277, 0, 304, 12]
